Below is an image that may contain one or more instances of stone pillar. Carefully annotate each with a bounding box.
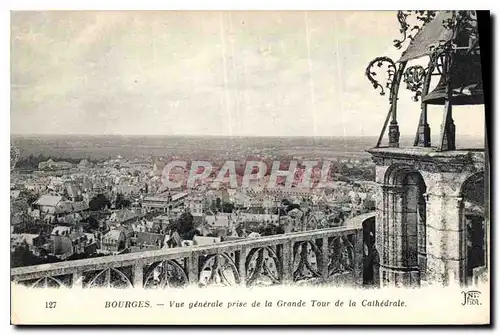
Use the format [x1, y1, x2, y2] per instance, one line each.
[388, 122, 400, 148]
[374, 184, 386, 287]
[417, 123, 431, 147]
[425, 193, 467, 286]
[417, 195, 427, 282]
[377, 185, 420, 287]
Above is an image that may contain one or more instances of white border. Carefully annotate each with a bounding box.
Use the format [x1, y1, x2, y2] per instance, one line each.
[2, 1, 498, 334]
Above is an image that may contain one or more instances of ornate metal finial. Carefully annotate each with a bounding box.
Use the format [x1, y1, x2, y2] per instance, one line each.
[365, 56, 397, 101]
[10, 144, 20, 170]
[393, 10, 437, 49]
[402, 65, 427, 101]
[427, 11, 478, 57]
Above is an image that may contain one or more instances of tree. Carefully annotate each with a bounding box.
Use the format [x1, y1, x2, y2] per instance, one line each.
[209, 199, 219, 213]
[115, 193, 131, 209]
[11, 245, 59, 268]
[19, 190, 38, 206]
[81, 215, 99, 231]
[89, 194, 111, 211]
[177, 212, 194, 234]
[221, 202, 234, 213]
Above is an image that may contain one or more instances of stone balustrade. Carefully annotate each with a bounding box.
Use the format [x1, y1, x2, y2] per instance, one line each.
[11, 213, 375, 289]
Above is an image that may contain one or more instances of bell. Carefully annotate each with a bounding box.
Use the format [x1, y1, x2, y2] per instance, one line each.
[422, 52, 484, 105]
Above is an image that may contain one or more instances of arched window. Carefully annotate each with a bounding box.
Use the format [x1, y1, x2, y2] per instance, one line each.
[460, 172, 486, 283]
[402, 172, 427, 271]
[383, 165, 427, 285]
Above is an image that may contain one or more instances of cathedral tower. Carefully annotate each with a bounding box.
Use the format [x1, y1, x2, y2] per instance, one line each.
[365, 11, 487, 287]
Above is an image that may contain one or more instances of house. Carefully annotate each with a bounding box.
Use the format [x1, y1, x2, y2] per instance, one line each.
[116, 225, 135, 241]
[51, 226, 72, 237]
[38, 159, 73, 170]
[10, 190, 21, 200]
[142, 192, 188, 212]
[101, 230, 127, 253]
[205, 213, 232, 228]
[65, 183, 82, 201]
[193, 235, 221, 246]
[67, 201, 89, 213]
[109, 208, 141, 225]
[234, 213, 280, 225]
[84, 233, 97, 245]
[306, 212, 327, 230]
[135, 232, 165, 248]
[51, 231, 90, 259]
[68, 232, 88, 255]
[196, 221, 214, 236]
[11, 234, 41, 250]
[184, 194, 204, 216]
[10, 212, 26, 232]
[33, 195, 64, 215]
[152, 161, 166, 177]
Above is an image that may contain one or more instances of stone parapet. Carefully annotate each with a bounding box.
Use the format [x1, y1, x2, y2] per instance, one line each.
[11, 213, 375, 289]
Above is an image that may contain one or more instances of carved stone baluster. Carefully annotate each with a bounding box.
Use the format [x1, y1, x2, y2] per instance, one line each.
[72, 270, 83, 289]
[133, 261, 144, 288]
[237, 247, 247, 286]
[105, 268, 111, 288]
[187, 254, 199, 286]
[320, 237, 329, 282]
[353, 231, 364, 287]
[279, 241, 293, 283]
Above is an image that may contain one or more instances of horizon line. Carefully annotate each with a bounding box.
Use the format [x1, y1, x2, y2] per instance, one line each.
[9, 133, 485, 138]
[11, 133, 381, 138]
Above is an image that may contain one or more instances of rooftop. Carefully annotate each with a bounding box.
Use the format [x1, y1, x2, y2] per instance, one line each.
[33, 195, 63, 207]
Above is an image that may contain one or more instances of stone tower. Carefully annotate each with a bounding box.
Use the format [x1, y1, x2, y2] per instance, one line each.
[365, 11, 488, 287]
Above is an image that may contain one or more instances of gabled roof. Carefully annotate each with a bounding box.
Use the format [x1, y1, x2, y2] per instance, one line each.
[51, 226, 71, 236]
[68, 201, 89, 212]
[11, 233, 39, 245]
[104, 229, 123, 241]
[110, 209, 140, 222]
[205, 215, 230, 227]
[34, 195, 63, 207]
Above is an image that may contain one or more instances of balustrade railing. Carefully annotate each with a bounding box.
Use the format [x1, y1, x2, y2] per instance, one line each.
[11, 213, 375, 289]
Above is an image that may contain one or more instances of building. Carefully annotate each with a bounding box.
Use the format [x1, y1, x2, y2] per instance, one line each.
[101, 230, 128, 253]
[184, 194, 204, 216]
[365, 11, 487, 287]
[152, 161, 166, 177]
[109, 208, 142, 225]
[10, 234, 42, 251]
[33, 195, 65, 215]
[38, 159, 74, 170]
[142, 192, 188, 213]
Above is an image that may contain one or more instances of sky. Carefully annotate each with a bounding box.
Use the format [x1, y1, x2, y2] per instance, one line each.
[10, 11, 485, 137]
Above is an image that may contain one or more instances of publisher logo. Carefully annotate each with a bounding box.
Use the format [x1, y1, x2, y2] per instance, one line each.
[461, 290, 481, 306]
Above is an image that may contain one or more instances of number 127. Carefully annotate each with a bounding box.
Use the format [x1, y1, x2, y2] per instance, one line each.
[45, 301, 57, 308]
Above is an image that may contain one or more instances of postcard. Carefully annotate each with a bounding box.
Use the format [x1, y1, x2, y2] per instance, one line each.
[10, 9, 490, 325]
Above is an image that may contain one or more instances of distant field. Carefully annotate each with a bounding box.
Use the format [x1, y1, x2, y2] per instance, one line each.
[10, 134, 484, 160]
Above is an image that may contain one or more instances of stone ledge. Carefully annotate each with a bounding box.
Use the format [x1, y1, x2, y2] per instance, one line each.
[368, 147, 485, 173]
